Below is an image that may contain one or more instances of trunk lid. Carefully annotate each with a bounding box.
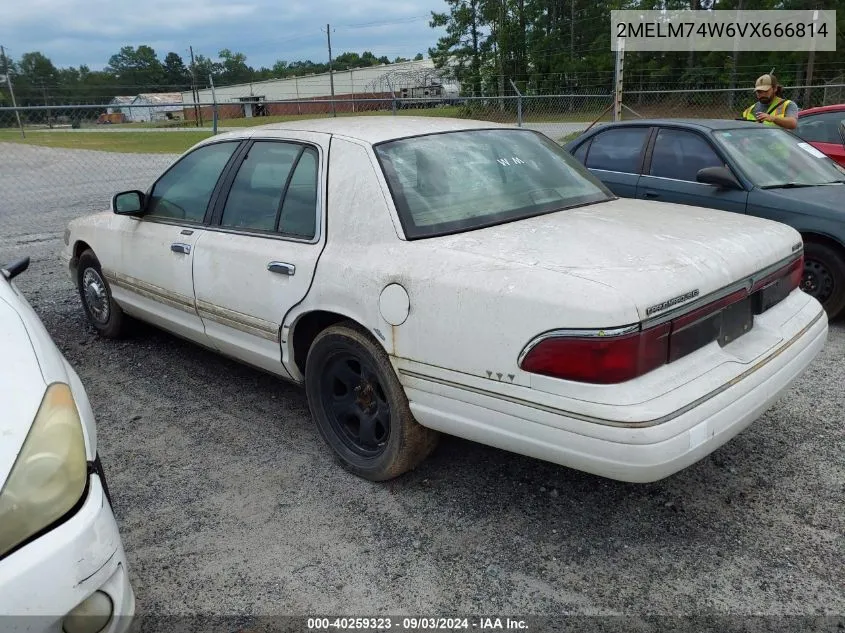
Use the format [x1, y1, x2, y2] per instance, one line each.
[430, 198, 801, 321]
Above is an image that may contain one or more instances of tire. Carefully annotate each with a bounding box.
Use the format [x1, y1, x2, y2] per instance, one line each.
[304, 321, 439, 481]
[802, 241, 845, 320]
[77, 250, 127, 338]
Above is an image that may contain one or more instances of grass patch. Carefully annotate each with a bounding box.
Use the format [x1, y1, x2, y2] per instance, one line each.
[0, 129, 212, 153]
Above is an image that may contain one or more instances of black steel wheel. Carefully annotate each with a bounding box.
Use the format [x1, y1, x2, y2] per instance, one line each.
[77, 249, 127, 338]
[320, 352, 391, 458]
[802, 241, 845, 320]
[305, 321, 439, 481]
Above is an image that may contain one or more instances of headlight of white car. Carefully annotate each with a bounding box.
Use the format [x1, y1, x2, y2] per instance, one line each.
[0, 383, 88, 558]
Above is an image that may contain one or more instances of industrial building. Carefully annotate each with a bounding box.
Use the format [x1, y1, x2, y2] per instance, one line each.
[180, 58, 460, 120]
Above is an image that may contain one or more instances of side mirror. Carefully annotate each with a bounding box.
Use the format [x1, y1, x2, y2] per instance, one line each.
[1, 256, 30, 281]
[696, 166, 743, 190]
[112, 190, 145, 215]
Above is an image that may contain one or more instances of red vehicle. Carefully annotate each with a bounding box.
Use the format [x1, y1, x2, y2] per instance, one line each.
[796, 103, 845, 166]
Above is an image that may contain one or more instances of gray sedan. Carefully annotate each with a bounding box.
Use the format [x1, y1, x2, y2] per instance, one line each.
[565, 119, 845, 319]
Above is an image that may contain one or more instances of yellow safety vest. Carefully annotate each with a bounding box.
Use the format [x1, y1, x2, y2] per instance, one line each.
[742, 97, 793, 126]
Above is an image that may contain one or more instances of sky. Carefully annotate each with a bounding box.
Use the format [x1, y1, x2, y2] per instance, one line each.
[0, 0, 447, 70]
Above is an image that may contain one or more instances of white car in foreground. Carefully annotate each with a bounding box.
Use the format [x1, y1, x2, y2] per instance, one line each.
[62, 117, 828, 482]
[0, 257, 134, 632]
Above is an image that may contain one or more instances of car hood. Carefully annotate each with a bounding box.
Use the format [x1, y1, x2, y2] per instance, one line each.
[753, 184, 845, 221]
[427, 197, 801, 321]
[0, 290, 47, 489]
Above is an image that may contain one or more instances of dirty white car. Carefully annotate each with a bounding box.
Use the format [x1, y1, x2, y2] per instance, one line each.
[0, 257, 134, 631]
[62, 117, 828, 483]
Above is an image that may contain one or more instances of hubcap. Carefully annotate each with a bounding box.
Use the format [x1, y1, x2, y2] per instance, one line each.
[321, 353, 390, 458]
[802, 259, 834, 304]
[82, 268, 110, 324]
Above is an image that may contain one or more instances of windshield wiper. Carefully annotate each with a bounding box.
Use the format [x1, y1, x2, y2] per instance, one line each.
[761, 182, 822, 189]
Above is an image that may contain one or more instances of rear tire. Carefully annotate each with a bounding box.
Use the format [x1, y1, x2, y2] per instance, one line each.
[802, 241, 845, 320]
[304, 321, 439, 481]
[77, 250, 127, 338]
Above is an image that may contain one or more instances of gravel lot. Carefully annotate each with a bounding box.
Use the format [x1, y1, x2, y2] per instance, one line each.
[1, 143, 843, 624]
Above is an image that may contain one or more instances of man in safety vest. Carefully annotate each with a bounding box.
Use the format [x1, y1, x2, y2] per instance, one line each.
[741, 74, 799, 130]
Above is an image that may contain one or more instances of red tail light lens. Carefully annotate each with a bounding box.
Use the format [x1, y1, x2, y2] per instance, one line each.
[788, 255, 804, 291]
[520, 257, 802, 384]
[519, 323, 670, 384]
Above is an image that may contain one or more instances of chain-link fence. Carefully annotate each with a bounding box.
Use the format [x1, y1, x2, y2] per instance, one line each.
[1, 84, 843, 215]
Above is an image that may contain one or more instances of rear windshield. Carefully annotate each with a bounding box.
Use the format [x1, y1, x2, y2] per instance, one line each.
[374, 129, 613, 239]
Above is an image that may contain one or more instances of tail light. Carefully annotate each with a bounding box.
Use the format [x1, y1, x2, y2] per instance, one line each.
[520, 256, 802, 384]
[519, 324, 670, 385]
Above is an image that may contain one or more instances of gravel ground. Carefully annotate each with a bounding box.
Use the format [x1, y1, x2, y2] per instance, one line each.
[1, 143, 843, 624]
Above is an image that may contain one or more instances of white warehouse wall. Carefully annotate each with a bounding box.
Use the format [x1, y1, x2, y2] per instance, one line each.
[182, 58, 457, 104]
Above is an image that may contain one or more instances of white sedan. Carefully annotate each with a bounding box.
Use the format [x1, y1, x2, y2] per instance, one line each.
[61, 117, 828, 483]
[0, 257, 134, 631]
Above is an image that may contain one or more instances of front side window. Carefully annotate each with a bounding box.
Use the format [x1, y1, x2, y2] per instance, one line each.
[147, 142, 239, 222]
[584, 127, 649, 174]
[572, 139, 590, 164]
[714, 128, 845, 188]
[649, 129, 724, 182]
[375, 129, 612, 239]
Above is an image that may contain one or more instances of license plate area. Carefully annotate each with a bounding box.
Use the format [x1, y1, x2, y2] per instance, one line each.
[718, 297, 753, 347]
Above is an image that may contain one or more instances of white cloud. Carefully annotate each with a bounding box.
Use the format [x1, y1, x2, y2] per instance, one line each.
[0, 0, 445, 69]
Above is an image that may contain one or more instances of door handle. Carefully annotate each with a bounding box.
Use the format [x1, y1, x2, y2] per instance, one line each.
[268, 261, 295, 276]
[171, 242, 192, 254]
[643, 191, 660, 199]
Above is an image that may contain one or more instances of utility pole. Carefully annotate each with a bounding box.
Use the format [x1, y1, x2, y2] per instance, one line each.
[325, 23, 337, 117]
[1, 45, 25, 138]
[189, 46, 204, 127]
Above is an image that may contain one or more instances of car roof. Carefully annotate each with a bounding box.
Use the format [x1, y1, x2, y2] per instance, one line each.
[242, 116, 514, 144]
[581, 118, 765, 134]
[798, 103, 845, 116]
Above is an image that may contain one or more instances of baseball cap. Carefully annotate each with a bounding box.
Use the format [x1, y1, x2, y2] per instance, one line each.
[755, 74, 774, 91]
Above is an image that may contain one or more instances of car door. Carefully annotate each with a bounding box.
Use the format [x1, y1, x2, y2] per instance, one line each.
[796, 111, 845, 167]
[580, 126, 651, 197]
[191, 136, 327, 376]
[113, 140, 243, 343]
[636, 127, 749, 213]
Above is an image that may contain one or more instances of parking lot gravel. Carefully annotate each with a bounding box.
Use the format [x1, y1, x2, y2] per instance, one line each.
[1, 142, 843, 625]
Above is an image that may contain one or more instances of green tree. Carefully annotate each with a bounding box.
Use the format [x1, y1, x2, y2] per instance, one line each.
[162, 52, 188, 88]
[217, 49, 253, 84]
[429, 0, 487, 96]
[106, 45, 165, 90]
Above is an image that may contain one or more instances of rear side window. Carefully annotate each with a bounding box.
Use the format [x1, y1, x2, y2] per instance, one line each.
[585, 128, 649, 174]
[797, 112, 845, 144]
[218, 141, 319, 239]
[220, 142, 302, 232]
[649, 129, 724, 181]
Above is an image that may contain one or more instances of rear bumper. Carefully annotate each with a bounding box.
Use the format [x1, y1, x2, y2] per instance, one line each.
[403, 302, 828, 483]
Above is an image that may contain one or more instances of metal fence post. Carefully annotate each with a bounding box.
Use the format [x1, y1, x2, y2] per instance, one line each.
[386, 76, 397, 115]
[209, 75, 219, 135]
[613, 37, 625, 122]
[509, 79, 523, 127]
